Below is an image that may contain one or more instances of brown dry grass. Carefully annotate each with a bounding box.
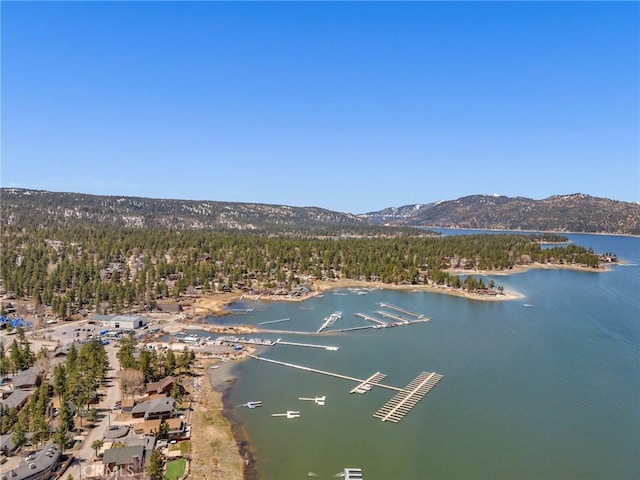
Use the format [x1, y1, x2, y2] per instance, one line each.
[188, 363, 244, 480]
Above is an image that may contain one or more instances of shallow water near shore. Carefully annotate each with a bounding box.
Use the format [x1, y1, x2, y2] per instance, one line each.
[208, 232, 640, 480]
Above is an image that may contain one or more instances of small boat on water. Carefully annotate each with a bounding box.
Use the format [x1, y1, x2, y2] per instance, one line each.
[523, 304, 535, 308]
[239, 401, 262, 409]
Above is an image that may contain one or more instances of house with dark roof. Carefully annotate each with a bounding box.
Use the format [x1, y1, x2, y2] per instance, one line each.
[130, 397, 176, 420]
[145, 376, 175, 396]
[0, 389, 31, 411]
[0, 443, 60, 480]
[102, 445, 146, 475]
[12, 368, 40, 390]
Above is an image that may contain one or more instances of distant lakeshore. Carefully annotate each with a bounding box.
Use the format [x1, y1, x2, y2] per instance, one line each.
[192, 261, 613, 318]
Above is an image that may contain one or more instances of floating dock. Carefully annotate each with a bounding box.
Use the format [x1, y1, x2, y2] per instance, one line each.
[276, 340, 339, 351]
[258, 318, 291, 325]
[342, 468, 364, 479]
[298, 396, 326, 406]
[378, 303, 427, 319]
[350, 372, 387, 394]
[373, 371, 443, 423]
[374, 310, 409, 324]
[251, 355, 443, 423]
[250, 355, 403, 392]
[271, 410, 300, 419]
[354, 313, 387, 326]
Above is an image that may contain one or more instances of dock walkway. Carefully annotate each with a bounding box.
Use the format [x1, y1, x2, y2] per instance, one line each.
[373, 371, 443, 423]
[354, 313, 387, 326]
[378, 303, 427, 319]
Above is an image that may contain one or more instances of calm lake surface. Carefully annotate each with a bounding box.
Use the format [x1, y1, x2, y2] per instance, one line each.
[208, 231, 640, 480]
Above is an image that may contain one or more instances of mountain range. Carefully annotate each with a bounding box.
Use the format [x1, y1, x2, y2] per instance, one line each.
[1, 188, 639, 235]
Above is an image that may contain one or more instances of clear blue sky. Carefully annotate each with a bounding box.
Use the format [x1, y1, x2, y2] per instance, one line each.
[2, 1, 638, 213]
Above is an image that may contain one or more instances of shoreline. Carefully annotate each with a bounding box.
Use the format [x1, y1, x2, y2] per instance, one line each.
[191, 261, 611, 317]
[187, 261, 612, 480]
[220, 378, 258, 480]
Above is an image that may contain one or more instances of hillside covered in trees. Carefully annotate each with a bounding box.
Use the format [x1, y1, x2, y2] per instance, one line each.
[0, 222, 602, 319]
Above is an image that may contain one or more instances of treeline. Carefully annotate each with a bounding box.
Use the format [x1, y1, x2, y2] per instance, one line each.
[116, 333, 195, 401]
[0, 335, 108, 450]
[0, 225, 600, 316]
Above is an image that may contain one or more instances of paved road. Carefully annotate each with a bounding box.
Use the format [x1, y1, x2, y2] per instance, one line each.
[60, 344, 121, 479]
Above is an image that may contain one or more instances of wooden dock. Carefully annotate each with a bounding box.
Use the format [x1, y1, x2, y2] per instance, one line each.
[378, 302, 427, 319]
[354, 312, 387, 326]
[374, 310, 409, 324]
[350, 372, 387, 394]
[343, 468, 364, 479]
[373, 371, 443, 423]
[276, 340, 339, 351]
[251, 355, 443, 424]
[258, 318, 291, 326]
[250, 355, 403, 391]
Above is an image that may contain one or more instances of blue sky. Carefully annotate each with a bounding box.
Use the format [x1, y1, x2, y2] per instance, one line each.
[2, 1, 638, 213]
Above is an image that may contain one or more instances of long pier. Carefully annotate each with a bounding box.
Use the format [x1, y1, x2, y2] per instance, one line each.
[249, 355, 403, 392]
[251, 356, 443, 424]
[320, 325, 376, 334]
[354, 313, 387, 326]
[373, 371, 443, 423]
[375, 310, 409, 324]
[378, 303, 427, 319]
[276, 340, 339, 351]
[258, 318, 291, 326]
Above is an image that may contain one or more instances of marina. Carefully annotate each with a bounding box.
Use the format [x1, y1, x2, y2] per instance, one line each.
[250, 355, 443, 423]
[228, 234, 640, 479]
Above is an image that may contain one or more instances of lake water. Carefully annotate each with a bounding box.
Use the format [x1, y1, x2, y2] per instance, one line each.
[209, 231, 640, 480]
